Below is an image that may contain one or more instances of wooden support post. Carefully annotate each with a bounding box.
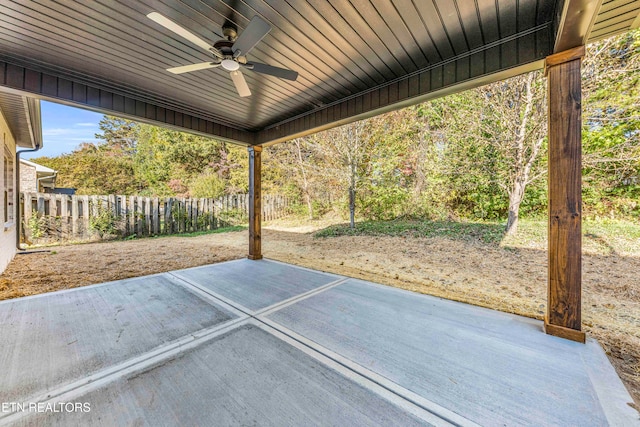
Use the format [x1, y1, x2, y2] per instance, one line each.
[544, 46, 586, 343]
[248, 145, 262, 260]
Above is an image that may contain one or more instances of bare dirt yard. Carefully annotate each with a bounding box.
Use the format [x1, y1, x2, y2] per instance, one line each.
[1, 222, 638, 407]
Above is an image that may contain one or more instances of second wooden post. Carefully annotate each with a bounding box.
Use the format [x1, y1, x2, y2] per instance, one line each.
[545, 46, 585, 343]
[248, 145, 262, 260]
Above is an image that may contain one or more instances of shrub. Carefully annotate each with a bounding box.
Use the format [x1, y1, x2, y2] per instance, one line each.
[27, 210, 47, 239]
[88, 200, 121, 237]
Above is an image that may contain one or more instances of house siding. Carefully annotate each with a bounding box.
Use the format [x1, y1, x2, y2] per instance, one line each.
[0, 109, 17, 274]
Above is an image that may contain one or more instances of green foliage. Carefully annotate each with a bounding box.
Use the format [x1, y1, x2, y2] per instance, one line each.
[189, 173, 226, 198]
[217, 208, 247, 227]
[360, 186, 410, 220]
[170, 204, 190, 229]
[582, 29, 640, 219]
[177, 225, 246, 238]
[33, 148, 142, 195]
[36, 115, 248, 198]
[95, 116, 139, 153]
[88, 201, 120, 238]
[27, 211, 46, 239]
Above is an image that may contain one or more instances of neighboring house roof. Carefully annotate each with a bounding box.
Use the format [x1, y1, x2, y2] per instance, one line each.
[0, 92, 42, 149]
[20, 159, 55, 174]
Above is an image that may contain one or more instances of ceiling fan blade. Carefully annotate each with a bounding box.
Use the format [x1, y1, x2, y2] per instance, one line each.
[147, 12, 213, 52]
[167, 62, 220, 74]
[229, 70, 251, 97]
[232, 16, 271, 57]
[246, 62, 298, 81]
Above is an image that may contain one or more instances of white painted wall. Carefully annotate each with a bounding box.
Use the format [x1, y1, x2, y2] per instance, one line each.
[0, 109, 17, 274]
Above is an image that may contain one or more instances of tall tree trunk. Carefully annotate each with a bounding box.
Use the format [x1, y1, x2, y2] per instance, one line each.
[503, 73, 544, 236]
[294, 139, 313, 219]
[349, 187, 355, 229]
[349, 159, 356, 229]
[506, 179, 526, 235]
[348, 127, 358, 229]
[413, 133, 428, 200]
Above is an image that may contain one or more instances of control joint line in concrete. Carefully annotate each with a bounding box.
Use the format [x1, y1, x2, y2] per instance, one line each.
[169, 271, 348, 318]
[255, 316, 480, 427]
[254, 277, 349, 316]
[0, 318, 250, 425]
[167, 272, 250, 317]
[248, 319, 456, 427]
[168, 271, 255, 314]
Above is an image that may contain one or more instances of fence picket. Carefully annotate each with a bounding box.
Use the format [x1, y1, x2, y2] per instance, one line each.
[19, 192, 289, 244]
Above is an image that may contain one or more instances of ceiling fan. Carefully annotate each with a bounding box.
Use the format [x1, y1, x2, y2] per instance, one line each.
[147, 12, 298, 97]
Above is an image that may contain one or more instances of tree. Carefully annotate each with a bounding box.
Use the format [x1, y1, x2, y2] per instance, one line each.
[582, 29, 640, 218]
[32, 143, 142, 194]
[312, 120, 374, 228]
[359, 110, 416, 220]
[266, 138, 318, 219]
[480, 71, 547, 234]
[95, 116, 139, 154]
[133, 124, 243, 197]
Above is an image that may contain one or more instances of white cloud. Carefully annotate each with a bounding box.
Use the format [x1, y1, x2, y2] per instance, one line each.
[67, 137, 99, 142]
[74, 122, 97, 127]
[43, 128, 73, 136]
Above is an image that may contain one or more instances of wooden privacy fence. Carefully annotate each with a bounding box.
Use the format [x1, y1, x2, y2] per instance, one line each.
[21, 193, 291, 243]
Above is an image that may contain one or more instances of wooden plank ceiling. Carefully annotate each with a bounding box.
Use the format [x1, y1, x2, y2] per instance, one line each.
[0, 0, 638, 146]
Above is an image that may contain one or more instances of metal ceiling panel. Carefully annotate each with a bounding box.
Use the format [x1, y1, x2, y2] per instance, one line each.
[589, 0, 640, 41]
[0, 91, 40, 148]
[0, 0, 634, 145]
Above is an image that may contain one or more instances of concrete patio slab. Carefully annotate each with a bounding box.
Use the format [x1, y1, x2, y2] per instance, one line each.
[1, 259, 637, 426]
[11, 324, 434, 427]
[0, 274, 236, 404]
[267, 278, 638, 426]
[172, 259, 339, 311]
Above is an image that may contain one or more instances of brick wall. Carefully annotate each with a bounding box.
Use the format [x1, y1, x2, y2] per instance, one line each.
[20, 163, 37, 193]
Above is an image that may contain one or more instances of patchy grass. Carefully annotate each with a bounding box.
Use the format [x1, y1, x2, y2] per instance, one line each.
[502, 218, 640, 256]
[153, 225, 246, 239]
[26, 225, 247, 248]
[317, 218, 640, 256]
[315, 219, 505, 244]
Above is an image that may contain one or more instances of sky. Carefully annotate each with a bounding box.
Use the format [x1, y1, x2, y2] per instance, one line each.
[23, 101, 104, 160]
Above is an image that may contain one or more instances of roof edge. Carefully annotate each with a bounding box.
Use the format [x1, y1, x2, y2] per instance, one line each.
[23, 97, 42, 149]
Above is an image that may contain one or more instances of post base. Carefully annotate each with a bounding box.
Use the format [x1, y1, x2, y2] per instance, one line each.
[247, 254, 263, 260]
[544, 320, 586, 343]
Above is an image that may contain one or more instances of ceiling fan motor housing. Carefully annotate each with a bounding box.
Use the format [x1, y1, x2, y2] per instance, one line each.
[221, 59, 240, 71]
[213, 40, 246, 70]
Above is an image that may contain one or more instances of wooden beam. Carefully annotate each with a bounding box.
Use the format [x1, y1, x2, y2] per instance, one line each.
[0, 59, 253, 145]
[545, 46, 585, 70]
[545, 47, 585, 343]
[552, 0, 602, 53]
[248, 146, 262, 260]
